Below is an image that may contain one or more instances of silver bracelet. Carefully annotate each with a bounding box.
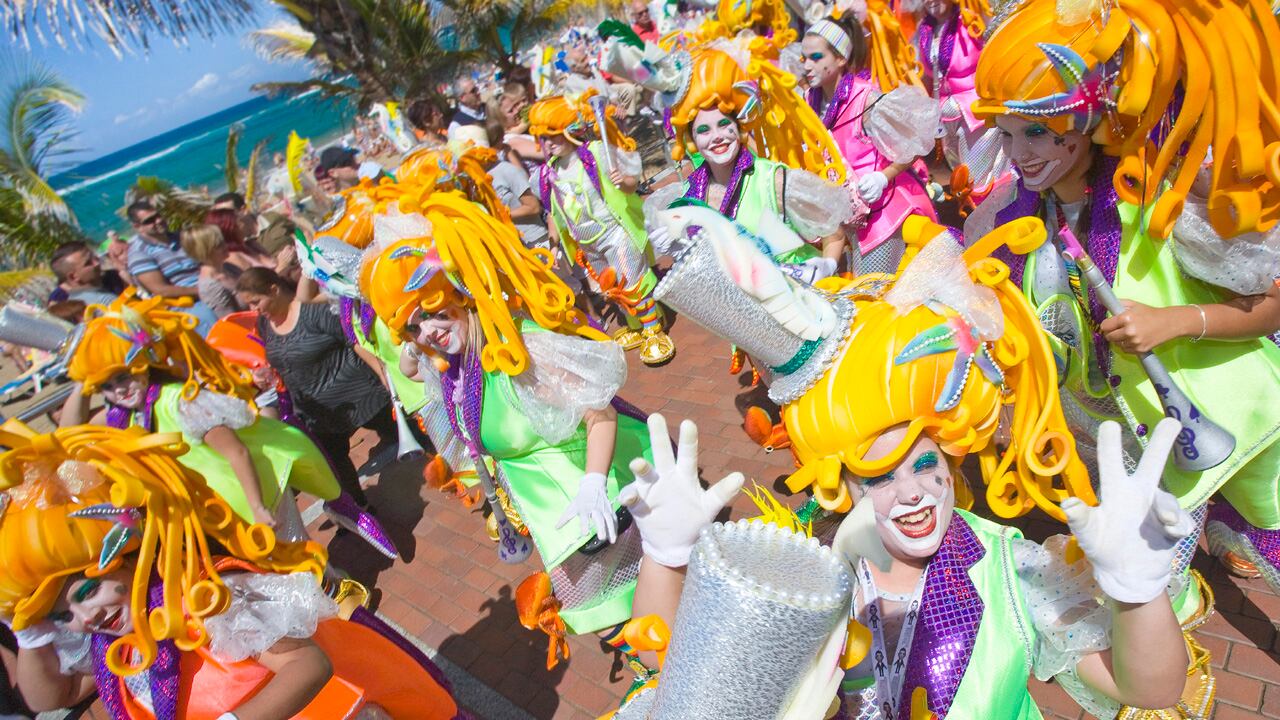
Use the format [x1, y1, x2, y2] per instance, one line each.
[1190, 304, 1208, 342]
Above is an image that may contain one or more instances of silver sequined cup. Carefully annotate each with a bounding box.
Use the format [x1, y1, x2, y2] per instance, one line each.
[0, 306, 72, 352]
[637, 520, 852, 720]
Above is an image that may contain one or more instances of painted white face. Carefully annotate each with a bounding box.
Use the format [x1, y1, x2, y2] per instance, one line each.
[691, 107, 742, 167]
[801, 33, 847, 90]
[101, 369, 148, 409]
[405, 305, 468, 356]
[996, 115, 1092, 192]
[49, 566, 133, 636]
[848, 425, 955, 562]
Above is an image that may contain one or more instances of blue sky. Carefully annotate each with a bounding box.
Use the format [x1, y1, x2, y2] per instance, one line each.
[13, 1, 313, 163]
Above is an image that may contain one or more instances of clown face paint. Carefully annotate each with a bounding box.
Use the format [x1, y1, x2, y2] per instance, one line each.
[801, 33, 848, 93]
[101, 369, 148, 410]
[405, 305, 469, 356]
[996, 115, 1092, 192]
[849, 426, 955, 562]
[49, 565, 133, 637]
[691, 108, 742, 169]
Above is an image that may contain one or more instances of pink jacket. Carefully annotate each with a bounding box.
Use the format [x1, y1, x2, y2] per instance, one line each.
[918, 14, 986, 134]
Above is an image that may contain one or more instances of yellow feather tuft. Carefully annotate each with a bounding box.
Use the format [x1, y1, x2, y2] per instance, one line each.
[743, 483, 811, 537]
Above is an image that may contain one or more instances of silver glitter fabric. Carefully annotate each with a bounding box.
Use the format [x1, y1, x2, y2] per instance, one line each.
[649, 520, 852, 720]
[0, 306, 72, 352]
[549, 523, 643, 614]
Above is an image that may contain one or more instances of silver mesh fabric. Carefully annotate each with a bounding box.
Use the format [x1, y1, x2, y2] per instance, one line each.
[1172, 504, 1208, 579]
[548, 523, 643, 611]
[415, 402, 473, 473]
[648, 520, 852, 720]
[579, 225, 651, 294]
[857, 237, 905, 276]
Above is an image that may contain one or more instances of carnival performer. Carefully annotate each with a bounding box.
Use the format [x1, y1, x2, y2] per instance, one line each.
[907, 0, 1007, 186]
[644, 44, 857, 283]
[968, 0, 1280, 591]
[607, 207, 1201, 719]
[62, 292, 397, 558]
[800, 4, 941, 273]
[529, 91, 675, 365]
[360, 190, 661, 645]
[0, 420, 461, 719]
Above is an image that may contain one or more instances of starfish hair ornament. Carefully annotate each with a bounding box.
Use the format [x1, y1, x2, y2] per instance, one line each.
[388, 244, 470, 297]
[894, 303, 1006, 412]
[68, 503, 143, 569]
[1002, 43, 1117, 131]
[107, 309, 162, 366]
[733, 80, 763, 124]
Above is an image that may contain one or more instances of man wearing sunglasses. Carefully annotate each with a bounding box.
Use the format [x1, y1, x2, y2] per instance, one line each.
[124, 199, 217, 333]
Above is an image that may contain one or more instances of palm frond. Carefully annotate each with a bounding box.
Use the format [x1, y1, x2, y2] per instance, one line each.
[244, 139, 268, 211]
[0, 186, 87, 270]
[248, 21, 320, 65]
[121, 176, 212, 230]
[0, 65, 84, 221]
[224, 123, 242, 193]
[3, 0, 257, 58]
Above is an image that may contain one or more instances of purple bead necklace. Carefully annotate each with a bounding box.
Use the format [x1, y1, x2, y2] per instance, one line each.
[105, 382, 162, 431]
[682, 147, 755, 219]
[806, 73, 856, 129]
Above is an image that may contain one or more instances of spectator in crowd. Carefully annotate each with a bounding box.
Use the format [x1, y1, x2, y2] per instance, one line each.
[631, 0, 660, 42]
[466, 124, 550, 253]
[559, 46, 642, 117]
[236, 268, 395, 506]
[496, 81, 543, 164]
[258, 213, 304, 287]
[124, 199, 218, 332]
[204, 207, 272, 271]
[48, 240, 126, 306]
[210, 191, 265, 246]
[104, 229, 133, 286]
[314, 146, 384, 195]
[179, 224, 244, 319]
[447, 78, 487, 137]
[406, 97, 449, 147]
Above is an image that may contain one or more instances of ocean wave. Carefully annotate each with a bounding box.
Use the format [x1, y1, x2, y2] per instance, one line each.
[55, 142, 190, 195]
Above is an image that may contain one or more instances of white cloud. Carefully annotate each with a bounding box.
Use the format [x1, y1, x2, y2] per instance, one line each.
[113, 107, 149, 125]
[187, 72, 220, 96]
[229, 63, 255, 80]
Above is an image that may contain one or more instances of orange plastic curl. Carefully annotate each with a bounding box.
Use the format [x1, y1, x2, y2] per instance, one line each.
[528, 90, 638, 154]
[359, 191, 606, 377]
[622, 614, 671, 669]
[0, 421, 324, 675]
[973, 0, 1280, 239]
[863, 0, 925, 92]
[668, 47, 846, 184]
[782, 215, 1094, 521]
[515, 572, 570, 670]
[67, 289, 256, 403]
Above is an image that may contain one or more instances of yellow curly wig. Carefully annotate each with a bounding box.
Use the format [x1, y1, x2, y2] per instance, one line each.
[67, 290, 255, 402]
[360, 190, 605, 376]
[973, 0, 1280, 239]
[527, 90, 638, 153]
[670, 47, 846, 182]
[0, 420, 324, 675]
[783, 216, 1094, 521]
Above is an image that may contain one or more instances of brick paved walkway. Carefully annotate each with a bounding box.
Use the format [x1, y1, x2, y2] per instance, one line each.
[322, 313, 1280, 720]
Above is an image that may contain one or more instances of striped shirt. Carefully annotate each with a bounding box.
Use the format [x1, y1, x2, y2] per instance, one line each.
[127, 234, 200, 287]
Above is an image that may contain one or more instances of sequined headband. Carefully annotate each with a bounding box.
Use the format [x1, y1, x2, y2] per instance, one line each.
[807, 19, 853, 61]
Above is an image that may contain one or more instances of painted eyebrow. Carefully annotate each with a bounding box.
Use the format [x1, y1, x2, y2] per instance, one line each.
[72, 578, 100, 604]
[912, 451, 939, 473]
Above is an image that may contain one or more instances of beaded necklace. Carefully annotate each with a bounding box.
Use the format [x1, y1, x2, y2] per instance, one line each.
[682, 147, 755, 219]
[105, 382, 162, 431]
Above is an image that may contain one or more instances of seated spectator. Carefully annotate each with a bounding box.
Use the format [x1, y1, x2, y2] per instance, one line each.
[236, 268, 394, 507]
[406, 97, 448, 147]
[124, 199, 217, 332]
[204, 207, 272, 271]
[48, 240, 126, 306]
[496, 82, 543, 165]
[447, 78, 487, 138]
[211, 191, 265, 245]
[179, 224, 244, 319]
[315, 146, 384, 194]
[104, 230, 133, 286]
[258, 213, 303, 286]
[631, 0, 660, 43]
[559, 46, 642, 117]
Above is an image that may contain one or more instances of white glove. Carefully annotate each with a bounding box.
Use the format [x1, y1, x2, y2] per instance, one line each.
[784, 256, 838, 284]
[620, 414, 746, 567]
[1061, 419, 1197, 603]
[556, 472, 618, 544]
[856, 171, 889, 204]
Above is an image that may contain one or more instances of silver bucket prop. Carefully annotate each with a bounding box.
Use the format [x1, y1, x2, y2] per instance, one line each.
[617, 520, 852, 720]
[0, 305, 73, 352]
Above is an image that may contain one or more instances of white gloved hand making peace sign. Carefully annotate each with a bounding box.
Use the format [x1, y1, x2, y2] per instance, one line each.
[620, 414, 746, 567]
[1061, 418, 1198, 603]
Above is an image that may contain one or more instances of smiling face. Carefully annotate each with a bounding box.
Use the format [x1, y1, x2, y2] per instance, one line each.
[691, 107, 742, 168]
[48, 565, 133, 636]
[848, 426, 955, 562]
[404, 304, 470, 356]
[101, 369, 148, 409]
[995, 115, 1092, 192]
[801, 33, 848, 91]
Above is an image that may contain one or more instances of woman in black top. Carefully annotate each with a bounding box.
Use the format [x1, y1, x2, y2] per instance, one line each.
[236, 267, 393, 505]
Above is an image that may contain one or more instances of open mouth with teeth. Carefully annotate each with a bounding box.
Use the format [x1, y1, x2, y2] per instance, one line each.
[707, 138, 735, 157]
[93, 607, 128, 634]
[891, 506, 937, 539]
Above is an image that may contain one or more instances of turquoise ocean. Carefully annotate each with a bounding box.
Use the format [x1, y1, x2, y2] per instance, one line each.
[50, 92, 356, 242]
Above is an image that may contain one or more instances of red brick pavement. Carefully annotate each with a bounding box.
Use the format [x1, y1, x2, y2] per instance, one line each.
[316, 313, 1280, 720]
